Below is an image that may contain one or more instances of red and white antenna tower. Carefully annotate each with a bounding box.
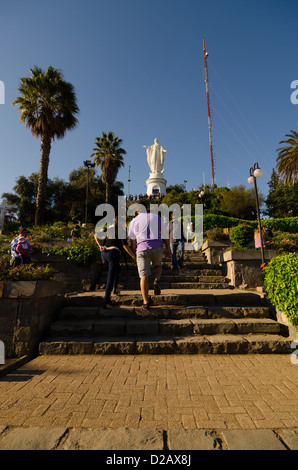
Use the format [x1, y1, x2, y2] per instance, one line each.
[203, 37, 215, 186]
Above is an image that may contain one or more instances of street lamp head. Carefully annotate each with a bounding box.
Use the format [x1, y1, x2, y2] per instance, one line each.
[247, 176, 254, 184]
[84, 160, 95, 168]
[253, 168, 263, 178]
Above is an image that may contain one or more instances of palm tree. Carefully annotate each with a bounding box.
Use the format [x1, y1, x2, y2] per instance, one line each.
[91, 131, 126, 204]
[12, 66, 79, 225]
[276, 130, 298, 184]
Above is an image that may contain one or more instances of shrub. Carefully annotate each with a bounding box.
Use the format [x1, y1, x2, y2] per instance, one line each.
[0, 262, 57, 281]
[229, 224, 255, 248]
[192, 213, 298, 233]
[43, 244, 100, 266]
[264, 253, 298, 326]
[205, 227, 229, 241]
[263, 217, 298, 234]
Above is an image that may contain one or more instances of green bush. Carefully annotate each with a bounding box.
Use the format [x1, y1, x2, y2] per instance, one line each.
[191, 213, 298, 233]
[205, 227, 229, 241]
[264, 253, 298, 326]
[202, 214, 251, 231]
[43, 244, 100, 266]
[229, 224, 255, 248]
[0, 262, 57, 281]
[262, 217, 298, 234]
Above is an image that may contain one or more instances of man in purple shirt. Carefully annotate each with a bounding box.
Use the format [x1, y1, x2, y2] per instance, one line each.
[128, 211, 170, 311]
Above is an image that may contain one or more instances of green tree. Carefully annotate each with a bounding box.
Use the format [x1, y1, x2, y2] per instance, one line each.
[12, 66, 79, 225]
[276, 130, 298, 184]
[2, 168, 125, 225]
[265, 168, 298, 218]
[2, 173, 38, 225]
[91, 131, 125, 204]
[220, 185, 262, 220]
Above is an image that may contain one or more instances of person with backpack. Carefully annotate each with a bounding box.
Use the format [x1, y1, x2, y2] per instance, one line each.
[10, 228, 32, 267]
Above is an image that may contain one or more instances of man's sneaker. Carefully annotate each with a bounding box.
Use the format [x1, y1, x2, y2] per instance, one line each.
[154, 279, 161, 295]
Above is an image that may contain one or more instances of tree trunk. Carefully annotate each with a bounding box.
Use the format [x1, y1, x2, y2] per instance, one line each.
[35, 131, 51, 225]
[106, 180, 111, 204]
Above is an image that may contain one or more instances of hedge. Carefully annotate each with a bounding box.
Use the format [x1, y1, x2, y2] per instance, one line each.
[189, 214, 298, 233]
[264, 253, 298, 326]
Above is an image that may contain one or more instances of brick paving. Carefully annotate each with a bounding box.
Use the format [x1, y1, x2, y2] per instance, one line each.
[0, 354, 297, 431]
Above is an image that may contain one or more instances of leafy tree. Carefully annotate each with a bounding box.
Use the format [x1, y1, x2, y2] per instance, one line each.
[12, 66, 79, 225]
[2, 173, 39, 225]
[2, 168, 124, 225]
[276, 130, 298, 184]
[220, 185, 262, 220]
[265, 169, 298, 218]
[166, 184, 184, 194]
[91, 131, 125, 204]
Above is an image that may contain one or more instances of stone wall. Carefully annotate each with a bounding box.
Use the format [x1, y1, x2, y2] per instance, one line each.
[219, 250, 277, 288]
[202, 240, 232, 264]
[0, 281, 65, 358]
[0, 258, 103, 359]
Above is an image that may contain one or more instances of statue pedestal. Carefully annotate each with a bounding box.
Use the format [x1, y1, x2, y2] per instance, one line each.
[146, 173, 167, 196]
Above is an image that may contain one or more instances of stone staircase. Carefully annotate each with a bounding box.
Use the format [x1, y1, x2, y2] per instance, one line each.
[99, 250, 231, 291]
[39, 250, 293, 355]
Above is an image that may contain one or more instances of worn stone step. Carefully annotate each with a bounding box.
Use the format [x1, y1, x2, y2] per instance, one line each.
[168, 282, 230, 289]
[39, 334, 292, 356]
[101, 282, 231, 291]
[59, 304, 272, 321]
[115, 274, 227, 283]
[119, 262, 221, 271]
[49, 317, 282, 338]
[63, 292, 267, 308]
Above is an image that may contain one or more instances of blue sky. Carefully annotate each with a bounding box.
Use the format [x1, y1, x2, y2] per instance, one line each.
[0, 0, 297, 204]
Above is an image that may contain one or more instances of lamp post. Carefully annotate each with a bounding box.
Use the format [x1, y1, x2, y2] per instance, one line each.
[248, 162, 264, 265]
[199, 190, 204, 208]
[184, 180, 187, 192]
[83, 160, 95, 225]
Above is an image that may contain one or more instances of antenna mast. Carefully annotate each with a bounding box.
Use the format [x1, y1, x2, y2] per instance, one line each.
[128, 165, 131, 197]
[203, 38, 215, 186]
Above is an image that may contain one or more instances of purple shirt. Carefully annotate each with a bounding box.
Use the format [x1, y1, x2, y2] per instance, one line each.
[128, 213, 165, 253]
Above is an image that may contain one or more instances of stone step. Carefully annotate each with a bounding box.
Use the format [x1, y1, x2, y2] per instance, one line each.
[48, 318, 282, 338]
[39, 334, 293, 355]
[63, 292, 267, 308]
[99, 282, 231, 291]
[115, 274, 227, 282]
[119, 263, 221, 271]
[59, 304, 272, 320]
[106, 276, 229, 285]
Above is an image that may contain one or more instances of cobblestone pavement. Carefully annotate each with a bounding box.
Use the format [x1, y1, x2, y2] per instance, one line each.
[0, 354, 297, 449]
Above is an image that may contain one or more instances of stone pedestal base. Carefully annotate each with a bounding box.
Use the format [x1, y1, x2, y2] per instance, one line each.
[146, 173, 167, 196]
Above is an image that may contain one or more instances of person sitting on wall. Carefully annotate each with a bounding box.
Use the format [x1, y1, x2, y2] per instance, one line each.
[10, 228, 32, 267]
[254, 225, 267, 249]
[70, 225, 81, 240]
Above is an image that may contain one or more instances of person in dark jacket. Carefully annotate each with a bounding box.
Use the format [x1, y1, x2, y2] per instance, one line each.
[95, 216, 136, 308]
[169, 212, 185, 270]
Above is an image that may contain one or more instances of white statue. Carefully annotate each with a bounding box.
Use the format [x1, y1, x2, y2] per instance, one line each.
[143, 138, 166, 174]
[0, 198, 18, 233]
